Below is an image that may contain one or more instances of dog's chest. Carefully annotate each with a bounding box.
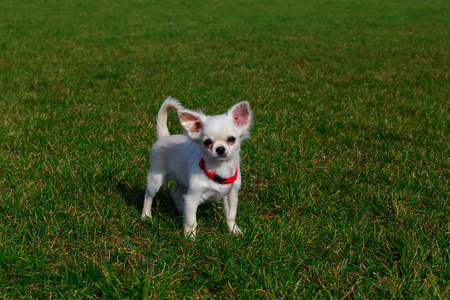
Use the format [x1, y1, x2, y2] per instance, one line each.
[201, 184, 233, 202]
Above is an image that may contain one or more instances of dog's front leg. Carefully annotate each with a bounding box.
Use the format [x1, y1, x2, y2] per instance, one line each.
[223, 189, 243, 236]
[183, 193, 200, 239]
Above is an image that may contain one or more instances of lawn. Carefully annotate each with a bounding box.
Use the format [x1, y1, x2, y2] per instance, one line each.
[0, 0, 449, 298]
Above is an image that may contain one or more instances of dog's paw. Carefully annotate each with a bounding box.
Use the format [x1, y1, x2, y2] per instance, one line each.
[185, 233, 196, 241]
[227, 220, 244, 236]
[184, 224, 197, 240]
[184, 230, 197, 241]
[230, 225, 244, 236]
[141, 211, 152, 221]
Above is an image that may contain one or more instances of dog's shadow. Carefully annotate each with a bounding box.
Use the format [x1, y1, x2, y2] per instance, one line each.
[110, 174, 180, 219]
[107, 173, 221, 231]
[115, 179, 145, 211]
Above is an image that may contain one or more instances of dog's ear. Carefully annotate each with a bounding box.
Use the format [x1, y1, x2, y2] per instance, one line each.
[178, 109, 206, 141]
[228, 101, 252, 132]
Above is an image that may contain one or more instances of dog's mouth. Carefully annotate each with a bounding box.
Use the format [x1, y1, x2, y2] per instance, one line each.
[212, 153, 229, 160]
[210, 151, 230, 160]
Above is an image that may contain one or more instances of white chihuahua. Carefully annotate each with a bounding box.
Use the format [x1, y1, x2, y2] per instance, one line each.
[141, 97, 252, 238]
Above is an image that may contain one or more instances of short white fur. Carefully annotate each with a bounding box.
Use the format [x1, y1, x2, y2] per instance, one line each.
[141, 97, 252, 239]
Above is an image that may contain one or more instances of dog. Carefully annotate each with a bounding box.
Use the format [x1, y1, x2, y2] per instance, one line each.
[141, 97, 252, 238]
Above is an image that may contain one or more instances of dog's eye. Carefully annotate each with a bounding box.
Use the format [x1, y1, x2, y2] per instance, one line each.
[227, 137, 236, 144]
[204, 139, 213, 146]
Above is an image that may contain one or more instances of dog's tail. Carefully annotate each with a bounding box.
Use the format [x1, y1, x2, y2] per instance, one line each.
[156, 97, 184, 140]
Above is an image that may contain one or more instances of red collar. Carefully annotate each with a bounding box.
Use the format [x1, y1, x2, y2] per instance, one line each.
[199, 158, 238, 184]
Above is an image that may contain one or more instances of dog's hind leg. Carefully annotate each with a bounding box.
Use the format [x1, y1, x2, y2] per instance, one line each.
[171, 183, 186, 213]
[141, 173, 165, 220]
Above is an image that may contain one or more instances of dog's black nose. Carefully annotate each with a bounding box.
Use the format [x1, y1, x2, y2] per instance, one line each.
[216, 146, 226, 155]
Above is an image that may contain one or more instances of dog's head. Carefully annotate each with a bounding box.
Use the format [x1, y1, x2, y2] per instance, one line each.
[178, 101, 252, 160]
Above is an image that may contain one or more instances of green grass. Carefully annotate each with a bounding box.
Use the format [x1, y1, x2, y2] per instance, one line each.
[1, 0, 449, 298]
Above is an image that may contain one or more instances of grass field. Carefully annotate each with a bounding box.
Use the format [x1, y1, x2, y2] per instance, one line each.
[1, 0, 449, 298]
